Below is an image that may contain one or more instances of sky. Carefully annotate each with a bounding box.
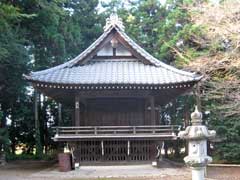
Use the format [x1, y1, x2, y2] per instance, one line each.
[98, 0, 221, 13]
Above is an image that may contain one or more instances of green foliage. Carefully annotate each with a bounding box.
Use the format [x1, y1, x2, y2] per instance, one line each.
[209, 114, 240, 163]
[0, 3, 30, 156]
[0, 0, 101, 158]
[0, 2, 30, 109]
[18, 0, 102, 70]
[215, 143, 240, 164]
[103, 0, 205, 66]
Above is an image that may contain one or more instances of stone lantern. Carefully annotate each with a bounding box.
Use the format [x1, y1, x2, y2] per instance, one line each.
[178, 106, 216, 180]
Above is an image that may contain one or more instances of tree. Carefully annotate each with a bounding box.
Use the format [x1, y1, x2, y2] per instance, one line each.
[0, 0, 102, 157]
[0, 2, 30, 121]
[0, 2, 31, 158]
[1, 0, 102, 157]
[186, 0, 240, 163]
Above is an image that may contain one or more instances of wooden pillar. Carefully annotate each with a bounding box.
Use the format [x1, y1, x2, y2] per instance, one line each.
[144, 98, 148, 125]
[157, 106, 161, 125]
[75, 94, 80, 126]
[150, 96, 156, 125]
[58, 103, 62, 126]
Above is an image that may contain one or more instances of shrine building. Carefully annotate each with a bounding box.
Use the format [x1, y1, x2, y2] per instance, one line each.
[24, 14, 201, 163]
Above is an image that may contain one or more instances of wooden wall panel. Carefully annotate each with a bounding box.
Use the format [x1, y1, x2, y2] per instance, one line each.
[83, 98, 146, 126]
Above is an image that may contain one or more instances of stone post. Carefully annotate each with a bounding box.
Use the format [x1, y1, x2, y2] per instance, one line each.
[178, 106, 216, 180]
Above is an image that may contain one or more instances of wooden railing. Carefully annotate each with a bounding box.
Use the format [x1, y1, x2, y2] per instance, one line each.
[54, 125, 180, 138]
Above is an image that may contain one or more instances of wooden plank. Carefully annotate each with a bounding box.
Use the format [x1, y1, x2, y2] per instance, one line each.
[54, 134, 177, 142]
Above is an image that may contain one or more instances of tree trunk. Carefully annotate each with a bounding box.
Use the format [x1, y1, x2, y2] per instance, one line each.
[34, 90, 43, 157]
[195, 83, 202, 111]
[42, 96, 48, 154]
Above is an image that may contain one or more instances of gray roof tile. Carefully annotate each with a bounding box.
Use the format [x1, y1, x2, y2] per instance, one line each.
[26, 59, 201, 85]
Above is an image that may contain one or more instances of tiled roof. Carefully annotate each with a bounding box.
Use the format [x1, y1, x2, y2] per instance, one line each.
[25, 59, 201, 85]
[24, 14, 202, 86]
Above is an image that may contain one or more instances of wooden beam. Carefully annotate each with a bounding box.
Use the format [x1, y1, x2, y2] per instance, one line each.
[78, 90, 150, 98]
[75, 94, 80, 126]
[113, 47, 116, 56]
[93, 55, 135, 59]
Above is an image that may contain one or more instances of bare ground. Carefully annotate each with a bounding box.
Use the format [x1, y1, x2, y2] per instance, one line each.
[0, 160, 240, 180]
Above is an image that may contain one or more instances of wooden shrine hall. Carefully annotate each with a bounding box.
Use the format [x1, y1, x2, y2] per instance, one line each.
[24, 14, 201, 163]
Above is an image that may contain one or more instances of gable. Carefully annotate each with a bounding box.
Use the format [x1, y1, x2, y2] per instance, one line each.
[96, 40, 132, 57]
